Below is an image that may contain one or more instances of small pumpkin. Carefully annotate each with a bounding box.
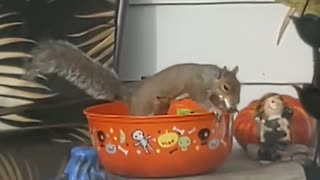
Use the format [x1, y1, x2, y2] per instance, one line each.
[233, 93, 317, 150]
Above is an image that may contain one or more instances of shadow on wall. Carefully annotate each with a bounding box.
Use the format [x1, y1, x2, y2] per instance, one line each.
[118, 4, 158, 81]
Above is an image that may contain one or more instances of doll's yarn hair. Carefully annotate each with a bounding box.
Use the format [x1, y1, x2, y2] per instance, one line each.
[255, 93, 286, 120]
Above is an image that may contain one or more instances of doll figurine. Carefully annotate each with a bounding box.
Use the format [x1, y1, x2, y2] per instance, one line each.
[255, 93, 293, 143]
[255, 93, 294, 161]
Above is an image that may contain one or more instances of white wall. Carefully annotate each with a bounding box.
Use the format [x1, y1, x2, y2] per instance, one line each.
[118, 0, 313, 109]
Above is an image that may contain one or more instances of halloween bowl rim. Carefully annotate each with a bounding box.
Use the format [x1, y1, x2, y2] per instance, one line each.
[83, 102, 223, 124]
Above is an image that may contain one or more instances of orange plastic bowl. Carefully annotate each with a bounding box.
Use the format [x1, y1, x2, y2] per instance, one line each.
[83, 99, 233, 178]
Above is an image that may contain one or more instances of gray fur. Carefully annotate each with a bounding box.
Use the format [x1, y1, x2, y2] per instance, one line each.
[24, 40, 127, 101]
[129, 63, 241, 115]
[24, 40, 241, 116]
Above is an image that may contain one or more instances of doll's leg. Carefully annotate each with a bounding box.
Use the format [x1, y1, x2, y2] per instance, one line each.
[281, 127, 291, 141]
[260, 121, 266, 143]
[278, 119, 291, 141]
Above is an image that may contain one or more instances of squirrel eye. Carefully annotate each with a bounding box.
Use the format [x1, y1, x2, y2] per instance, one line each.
[223, 84, 230, 92]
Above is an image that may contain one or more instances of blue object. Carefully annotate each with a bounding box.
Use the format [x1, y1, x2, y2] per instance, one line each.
[64, 146, 107, 180]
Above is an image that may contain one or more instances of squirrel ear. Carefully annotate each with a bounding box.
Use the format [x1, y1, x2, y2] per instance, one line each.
[218, 66, 228, 79]
[217, 70, 222, 79]
[231, 66, 239, 75]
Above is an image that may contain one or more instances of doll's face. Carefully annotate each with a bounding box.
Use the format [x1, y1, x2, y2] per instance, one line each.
[263, 95, 284, 116]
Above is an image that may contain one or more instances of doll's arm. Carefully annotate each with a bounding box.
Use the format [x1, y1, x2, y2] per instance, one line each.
[281, 106, 294, 120]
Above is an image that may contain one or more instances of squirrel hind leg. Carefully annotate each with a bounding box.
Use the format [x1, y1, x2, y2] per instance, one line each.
[21, 60, 41, 81]
[22, 51, 59, 81]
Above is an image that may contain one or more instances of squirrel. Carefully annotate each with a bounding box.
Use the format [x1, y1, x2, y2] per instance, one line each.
[23, 40, 241, 117]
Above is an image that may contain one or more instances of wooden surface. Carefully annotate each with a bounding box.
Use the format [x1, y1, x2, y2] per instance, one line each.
[110, 142, 307, 180]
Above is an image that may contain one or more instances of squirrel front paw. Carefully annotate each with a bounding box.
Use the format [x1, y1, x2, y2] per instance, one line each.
[207, 106, 223, 122]
[215, 111, 223, 122]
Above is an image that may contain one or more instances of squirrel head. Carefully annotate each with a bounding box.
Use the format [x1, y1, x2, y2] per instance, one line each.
[209, 66, 241, 113]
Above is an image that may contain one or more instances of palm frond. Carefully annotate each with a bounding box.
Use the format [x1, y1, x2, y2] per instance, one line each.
[54, 157, 68, 180]
[87, 33, 114, 56]
[67, 24, 111, 37]
[0, 153, 11, 180]
[50, 125, 90, 144]
[24, 160, 35, 180]
[0, 65, 27, 74]
[0, 85, 57, 99]
[67, 132, 88, 142]
[0, 22, 23, 30]
[76, 26, 115, 48]
[0, 12, 18, 19]
[0, 0, 121, 128]
[7, 154, 23, 180]
[0, 124, 92, 178]
[275, 0, 320, 45]
[50, 138, 73, 143]
[0, 76, 50, 90]
[0, 37, 36, 46]
[74, 11, 115, 18]
[0, 52, 32, 60]
[0, 114, 42, 123]
[0, 153, 17, 180]
[74, 126, 91, 139]
[0, 20, 53, 119]
[71, 3, 117, 68]
[0, 96, 33, 107]
[34, 164, 40, 180]
[0, 65, 47, 79]
[93, 44, 114, 62]
[276, 7, 298, 45]
[104, 0, 117, 3]
[103, 56, 114, 68]
[0, 15, 54, 126]
[0, 152, 39, 180]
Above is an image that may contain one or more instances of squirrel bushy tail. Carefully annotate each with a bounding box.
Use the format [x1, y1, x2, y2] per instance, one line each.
[24, 40, 127, 101]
